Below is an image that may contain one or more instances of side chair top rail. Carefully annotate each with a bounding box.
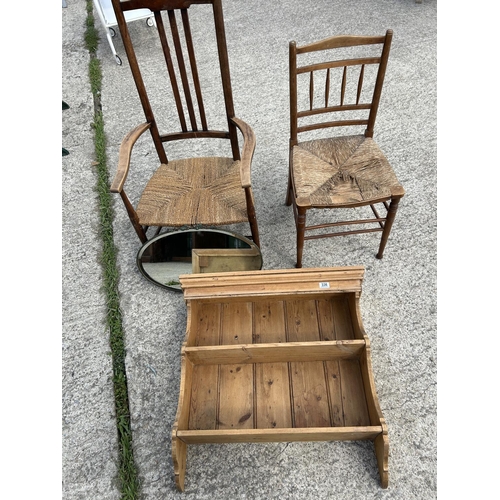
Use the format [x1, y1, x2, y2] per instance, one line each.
[294, 33, 390, 54]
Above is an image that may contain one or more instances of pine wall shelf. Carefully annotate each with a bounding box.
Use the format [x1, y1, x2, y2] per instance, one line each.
[171, 267, 389, 491]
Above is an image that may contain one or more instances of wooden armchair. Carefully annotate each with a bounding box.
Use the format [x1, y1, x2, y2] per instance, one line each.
[109, 0, 259, 247]
[286, 30, 404, 267]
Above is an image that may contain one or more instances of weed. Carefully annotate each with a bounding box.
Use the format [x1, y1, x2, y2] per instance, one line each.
[84, 2, 141, 498]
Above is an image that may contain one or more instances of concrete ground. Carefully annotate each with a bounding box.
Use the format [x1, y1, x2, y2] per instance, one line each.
[62, 1, 438, 498]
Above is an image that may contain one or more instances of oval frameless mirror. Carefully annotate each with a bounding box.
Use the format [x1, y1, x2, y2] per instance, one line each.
[137, 229, 263, 292]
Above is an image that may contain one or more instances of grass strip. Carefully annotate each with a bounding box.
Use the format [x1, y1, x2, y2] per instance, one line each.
[84, 2, 141, 498]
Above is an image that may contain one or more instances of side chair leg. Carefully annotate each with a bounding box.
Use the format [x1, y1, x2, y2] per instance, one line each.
[296, 207, 307, 268]
[376, 197, 401, 259]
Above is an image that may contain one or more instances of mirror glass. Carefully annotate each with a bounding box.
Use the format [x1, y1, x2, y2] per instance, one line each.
[137, 229, 263, 291]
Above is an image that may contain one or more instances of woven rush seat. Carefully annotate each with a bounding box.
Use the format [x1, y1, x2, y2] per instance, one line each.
[136, 157, 248, 227]
[292, 135, 404, 208]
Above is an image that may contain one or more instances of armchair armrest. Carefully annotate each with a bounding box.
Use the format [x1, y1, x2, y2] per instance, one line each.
[110, 122, 151, 193]
[230, 117, 255, 188]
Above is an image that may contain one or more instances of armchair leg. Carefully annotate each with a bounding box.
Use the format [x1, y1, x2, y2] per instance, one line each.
[120, 190, 148, 244]
[250, 221, 260, 248]
[245, 188, 260, 248]
[296, 207, 307, 268]
[285, 169, 293, 206]
[376, 197, 401, 259]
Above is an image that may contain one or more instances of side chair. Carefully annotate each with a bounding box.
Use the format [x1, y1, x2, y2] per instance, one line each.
[286, 30, 404, 267]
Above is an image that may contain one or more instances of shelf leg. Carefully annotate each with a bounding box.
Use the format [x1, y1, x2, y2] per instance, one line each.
[374, 420, 389, 488]
[172, 431, 187, 491]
